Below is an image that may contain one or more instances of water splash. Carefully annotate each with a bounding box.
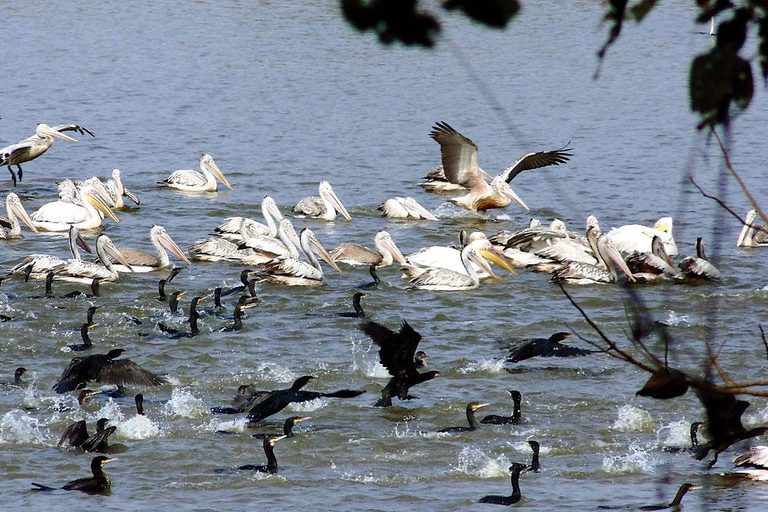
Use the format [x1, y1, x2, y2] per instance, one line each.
[162, 388, 208, 418]
[458, 358, 505, 374]
[0, 409, 48, 445]
[451, 445, 511, 478]
[602, 444, 658, 473]
[611, 405, 655, 432]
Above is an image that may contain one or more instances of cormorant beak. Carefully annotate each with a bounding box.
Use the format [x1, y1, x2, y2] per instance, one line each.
[102, 457, 118, 465]
[271, 435, 288, 445]
[295, 417, 311, 424]
[474, 403, 490, 410]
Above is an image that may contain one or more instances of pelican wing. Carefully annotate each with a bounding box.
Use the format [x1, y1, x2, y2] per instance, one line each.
[330, 243, 380, 266]
[734, 446, 768, 469]
[113, 248, 160, 268]
[549, 262, 612, 284]
[499, 145, 573, 183]
[31, 201, 89, 224]
[429, 122, 487, 189]
[50, 125, 95, 138]
[55, 260, 114, 281]
[260, 256, 322, 281]
[188, 237, 238, 260]
[162, 170, 207, 188]
[535, 240, 597, 264]
[408, 267, 474, 289]
[240, 236, 292, 257]
[292, 196, 324, 216]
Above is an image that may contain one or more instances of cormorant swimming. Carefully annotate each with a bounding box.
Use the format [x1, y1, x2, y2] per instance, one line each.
[638, 483, 700, 510]
[236, 435, 287, 473]
[61, 278, 101, 299]
[310, 292, 367, 318]
[358, 264, 380, 290]
[507, 332, 594, 362]
[527, 440, 540, 472]
[252, 416, 310, 439]
[52, 348, 166, 393]
[1, 367, 26, 386]
[32, 455, 116, 494]
[478, 463, 529, 505]
[169, 290, 186, 314]
[359, 319, 440, 407]
[438, 401, 489, 433]
[58, 417, 116, 452]
[221, 269, 260, 297]
[68, 323, 96, 352]
[158, 296, 202, 338]
[481, 390, 522, 425]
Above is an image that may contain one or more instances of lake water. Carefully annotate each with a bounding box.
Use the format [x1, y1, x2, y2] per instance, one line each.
[2, 1, 768, 510]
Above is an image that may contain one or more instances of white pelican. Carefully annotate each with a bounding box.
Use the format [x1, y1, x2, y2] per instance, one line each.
[625, 235, 678, 282]
[678, 237, 720, 281]
[550, 227, 635, 284]
[160, 153, 233, 192]
[403, 232, 515, 279]
[418, 165, 467, 193]
[292, 181, 351, 221]
[330, 231, 407, 268]
[86, 169, 139, 209]
[737, 209, 768, 247]
[214, 196, 283, 241]
[6, 226, 90, 280]
[424, 121, 571, 212]
[606, 216, 678, 256]
[732, 446, 768, 480]
[378, 197, 438, 220]
[234, 218, 302, 265]
[31, 184, 119, 232]
[407, 243, 496, 291]
[0, 123, 94, 186]
[0, 193, 38, 239]
[54, 234, 134, 283]
[109, 225, 191, 273]
[258, 228, 342, 286]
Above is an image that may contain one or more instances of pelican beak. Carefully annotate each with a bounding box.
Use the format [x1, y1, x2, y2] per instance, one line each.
[325, 186, 352, 221]
[600, 240, 636, 282]
[310, 234, 343, 273]
[204, 156, 234, 191]
[159, 229, 192, 265]
[467, 248, 495, 278]
[84, 189, 120, 223]
[103, 238, 134, 272]
[264, 197, 284, 221]
[39, 124, 79, 143]
[479, 246, 518, 275]
[381, 236, 407, 264]
[8, 195, 38, 233]
[75, 230, 92, 254]
[405, 199, 438, 221]
[123, 187, 141, 205]
[502, 184, 530, 211]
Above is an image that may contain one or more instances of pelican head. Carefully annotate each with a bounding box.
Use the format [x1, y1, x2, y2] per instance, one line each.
[262, 196, 284, 221]
[549, 219, 567, 233]
[82, 186, 120, 223]
[278, 218, 302, 258]
[302, 228, 342, 274]
[737, 209, 757, 247]
[318, 181, 351, 221]
[6, 193, 38, 233]
[36, 123, 78, 142]
[97, 235, 134, 272]
[472, 238, 517, 276]
[653, 217, 674, 234]
[586, 214, 600, 231]
[465, 246, 496, 278]
[200, 153, 233, 191]
[402, 197, 438, 221]
[491, 175, 529, 211]
[151, 225, 191, 265]
[374, 231, 406, 265]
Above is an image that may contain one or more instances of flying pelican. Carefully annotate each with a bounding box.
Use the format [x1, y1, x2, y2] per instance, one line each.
[258, 228, 342, 286]
[54, 235, 134, 283]
[159, 153, 233, 192]
[424, 121, 571, 212]
[550, 227, 636, 284]
[378, 197, 438, 220]
[0, 123, 94, 186]
[213, 196, 283, 241]
[6, 226, 91, 280]
[606, 216, 678, 256]
[407, 242, 497, 291]
[737, 209, 768, 247]
[0, 193, 38, 239]
[31, 185, 119, 232]
[292, 181, 351, 221]
[330, 231, 407, 268]
[109, 225, 191, 273]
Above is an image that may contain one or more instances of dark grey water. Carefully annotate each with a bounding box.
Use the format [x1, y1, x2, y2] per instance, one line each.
[2, 1, 768, 510]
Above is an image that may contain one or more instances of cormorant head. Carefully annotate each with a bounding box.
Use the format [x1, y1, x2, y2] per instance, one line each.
[414, 351, 428, 368]
[78, 389, 100, 405]
[266, 434, 287, 447]
[468, 401, 490, 412]
[14, 367, 26, 383]
[106, 349, 125, 360]
[288, 416, 311, 426]
[508, 463, 530, 475]
[91, 456, 117, 471]
[508, 390, 522, 403]
[96, 418, 110, 430]
[527, 440, 539, 453]
[548, 332, 572, 343]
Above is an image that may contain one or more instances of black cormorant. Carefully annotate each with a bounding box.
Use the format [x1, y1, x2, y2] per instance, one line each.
[53, 349, 166, 393]
[481, 390, 522, 425]
[310, 292, 367, 318]
[663, 422, 704, 453]
[158, 296, 202, 338]
[527, 440, 540, 472]
[438, 401, 489, 433]
[61, 278, 101, 298]
[507, 332, 594, 362]
[636, 367, 689, 400]
[638, 483, 700, 510]
[135, 393, 145, 415]
[32, 455, 116, 494]
[252, 416, 310, 439]
[478, 463, 529, 505]
[359, 319, 440, 407]
[221, 269, 260, 297]
[358, 264, 380, 290]
[211, 385, 253, 414]
[236, 435, 287, 473]
[1, 367, 26, 386]
[68, 323, 96, 352]
[168, 290, 186, 314]
[58, 418, 116, 452]
[246, 376, 364, 423]
[85, 305, 100, 325]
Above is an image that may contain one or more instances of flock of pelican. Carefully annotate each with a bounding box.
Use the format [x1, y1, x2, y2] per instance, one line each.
[0, 119, 735, 294]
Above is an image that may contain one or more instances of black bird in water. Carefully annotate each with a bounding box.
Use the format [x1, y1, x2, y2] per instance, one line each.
[251, 416, 311, 439]
[360, 319, 440, 407]
[135, 393, 145, 415]
[61, 278, 101, 299]
[158, 296, 202, 338]
[358, 264, 380, 290]
[481, 390, 522, 425]
[1, 367, 26, 387]
[58, 417, 116, 452]
[663, 421, 704, 453]
[211, 385, 254, 414]
[217, 296, 259, 332]
[168, 290, 186, 314]
[32, 455, 116, 494]
[507, 332, 594, 362]
[310, 292, 367, 318]
[233, 435, 287, 473]
[246, 376, 364, 423]
[527, 440, 540, 472]
[52, 348, 166, 394]
[638, 483, 700, 510]
[478, 463, 529, 506]
[68, 323, 97, 352]
[221, 269, 260, 297]
[438, 401, 489, 433]
[85, 305, 100, 325]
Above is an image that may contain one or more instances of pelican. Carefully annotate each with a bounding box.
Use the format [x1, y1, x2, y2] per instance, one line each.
[606, 216, 678, 256]
[403, 233, 515, 279]
[6, 226, 90, 280]
[550, 227, 635, 284]
[89, 169, 139, 209]
[378, 197, 438, 220]
[424, 121, 571, 212]
[258, 228, 342, 286]
[160, 153, 233, 192]
[625, 235, 678, 282]
[31, 185, 119, 232]
[330, 231, 407, 268]
[0, 123, 94, 186]
[54, 235, 134, 283]
[214, 196, 283, 241]
[678, 237, 720, 281]
[732, 446, 768, 480]
[109, 225, 191, 273]
[418, 165, 467, 193]
[234, 218, 302, 265]
[0, 193, 38, 239]
[737, 209, 768, 247]
[407, 243, 497, 291]
[292, 181, 351, 221]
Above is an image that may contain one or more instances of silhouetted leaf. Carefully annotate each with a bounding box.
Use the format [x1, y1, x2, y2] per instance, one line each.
[341, 0, 440, 47]
[442, 0, 520, 28]
[757, 7, 768, 82]
[690, 48, 753, 128]
[630, 0, 658, 22]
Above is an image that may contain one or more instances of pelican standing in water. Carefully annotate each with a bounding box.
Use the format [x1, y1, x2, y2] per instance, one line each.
[0, 193, 38, 239]
[606, 216, 678, 256]
[0, 123, 94, 186]
[292, 181, 351, 221]
[407, 242, 498, 291]
[378, 197, 438, 220]
[424, 121, 571, 212]
[737, 209, 768, 247]
[330, 231, 407, 268]
[109, 225, 191, 273]
[31, 185, 119, 232]
[258, 228, 342, 286]
[54, 234, 134, 283]
[6, 226, 91, 280]
[213, 196, 283, 241]
[160, 153, 233, 192]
